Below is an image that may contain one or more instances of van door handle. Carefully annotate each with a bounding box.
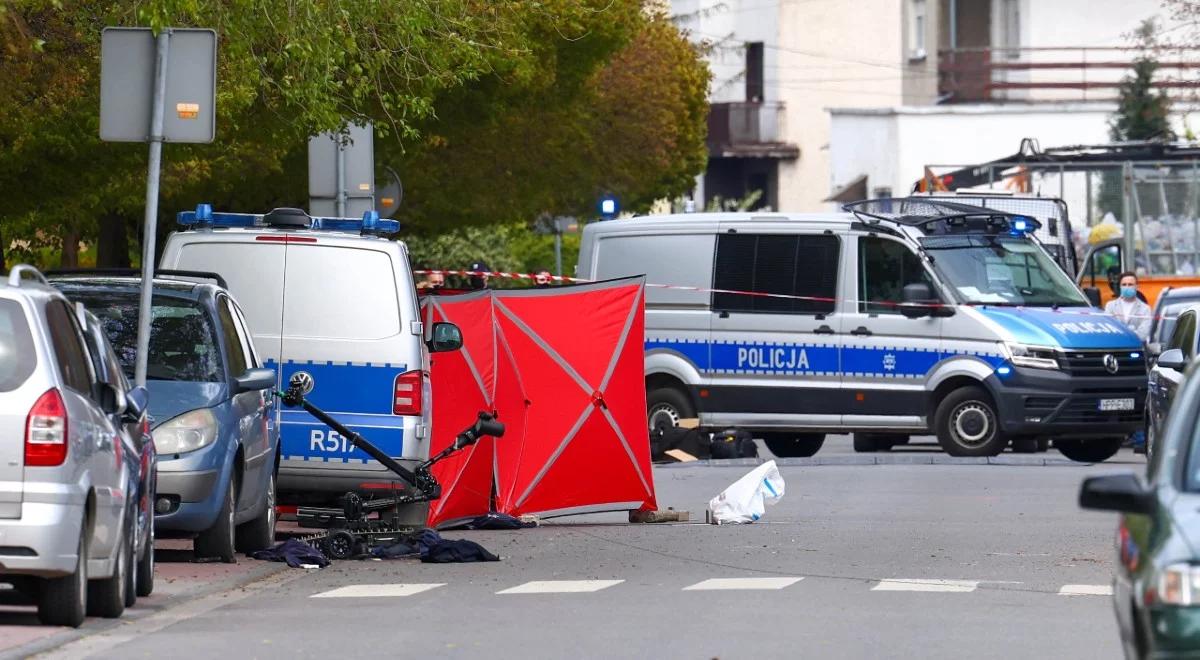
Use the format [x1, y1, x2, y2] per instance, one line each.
[851, 326, 873, 336]
[813, 325, 835, 335]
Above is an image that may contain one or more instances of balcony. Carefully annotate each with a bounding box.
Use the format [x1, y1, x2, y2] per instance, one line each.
[706, 102, 799, 159]
[938, 47, 1200, 103]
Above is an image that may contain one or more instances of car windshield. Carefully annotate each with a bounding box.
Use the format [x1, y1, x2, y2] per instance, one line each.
[66, 292, 223, 382]
[920, 235, 1089, 307]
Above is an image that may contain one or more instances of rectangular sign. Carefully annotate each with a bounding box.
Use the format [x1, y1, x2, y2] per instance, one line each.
[100, 27, 217, 143]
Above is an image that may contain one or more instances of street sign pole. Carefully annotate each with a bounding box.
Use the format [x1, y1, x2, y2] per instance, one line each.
[554, 230, 563, 277]
[133, 30, 170, 387]
[335, 136, 346, 217]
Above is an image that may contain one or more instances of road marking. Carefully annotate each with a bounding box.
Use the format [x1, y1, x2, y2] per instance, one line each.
[683, 577, 804, 591]
[311, 583, 445, 598]
[497, 580, 624, 595]
[1058, 584, 1113, 596]
[872, 579, 979, 593]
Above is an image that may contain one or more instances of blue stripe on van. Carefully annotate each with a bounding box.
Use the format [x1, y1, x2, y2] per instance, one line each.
[267, 359, 410, 462]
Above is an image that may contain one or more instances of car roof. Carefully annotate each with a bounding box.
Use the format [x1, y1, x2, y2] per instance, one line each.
[1161, 286, 1200, 303]
[48, 276, 220, 300]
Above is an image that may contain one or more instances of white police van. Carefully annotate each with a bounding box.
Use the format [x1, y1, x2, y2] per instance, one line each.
[159, 206, 461, 517]
[577, 198, 1146, 463]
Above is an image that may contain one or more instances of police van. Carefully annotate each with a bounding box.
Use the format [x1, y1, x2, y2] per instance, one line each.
[159, 206, 462, 518]
[577, 198, 1146, 463]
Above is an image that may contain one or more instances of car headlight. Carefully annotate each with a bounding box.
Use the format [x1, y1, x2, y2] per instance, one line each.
[154, 408, 218, 455]
[1001, 343, 1061, 370]
[1157, 563, 1200, 606]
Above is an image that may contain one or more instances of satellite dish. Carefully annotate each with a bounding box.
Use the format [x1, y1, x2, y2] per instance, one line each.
[376, 167, 403, 217]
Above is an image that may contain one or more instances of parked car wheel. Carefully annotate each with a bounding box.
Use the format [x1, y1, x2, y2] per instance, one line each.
[136, 513, 154, 598]
[195, 474, 237, 563]
[236, 470, 277, 554]
[87, 517, 129, 618]
[934, 387, 1006, 457]
[37, 520, 88, 627]
[763, 433, 824, 458]
[647, 387, 695, 433]
[1056, 437, 1123, 463]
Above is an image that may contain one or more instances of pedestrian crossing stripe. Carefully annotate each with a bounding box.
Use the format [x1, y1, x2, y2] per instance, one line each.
[496, 580, 624, 594]
[872, 579, 979, 593]
[683, 577, 803, 591]
[1058, 584, 1112, 596]
[311, 583, 445, 598]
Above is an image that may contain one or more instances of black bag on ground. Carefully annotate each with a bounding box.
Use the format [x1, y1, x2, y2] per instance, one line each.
[651, 426, 711, 461]
[710, 428, 757, 459]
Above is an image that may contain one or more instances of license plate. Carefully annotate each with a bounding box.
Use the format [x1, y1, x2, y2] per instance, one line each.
[1098, 398, 1135, 412]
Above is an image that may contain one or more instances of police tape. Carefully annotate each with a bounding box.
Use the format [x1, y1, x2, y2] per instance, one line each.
[414, 269, 1174, 321]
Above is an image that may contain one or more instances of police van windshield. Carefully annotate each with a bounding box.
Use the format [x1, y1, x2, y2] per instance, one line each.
[920, 235, 1088, 307]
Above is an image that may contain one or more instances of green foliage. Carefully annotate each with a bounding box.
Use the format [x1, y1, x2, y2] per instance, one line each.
[1110, 19, 1174, 142]
[404, 224, 581, 286]
[0, 1, 710, 269]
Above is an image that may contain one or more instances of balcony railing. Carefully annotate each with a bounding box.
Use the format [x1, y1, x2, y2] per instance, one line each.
[706, 102, 799, 159]
[938, 46, 1200, 103]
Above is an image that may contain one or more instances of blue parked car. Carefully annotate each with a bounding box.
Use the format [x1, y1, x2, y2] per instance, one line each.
[50, 272, 279, 562]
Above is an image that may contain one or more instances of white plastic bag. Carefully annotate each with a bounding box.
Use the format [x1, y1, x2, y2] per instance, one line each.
[707, 460, 785, 524]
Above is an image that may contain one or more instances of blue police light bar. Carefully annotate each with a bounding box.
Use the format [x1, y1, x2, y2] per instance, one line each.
[311, 211, 400, 234]
[1011, 217, 1030, 233]
[177, 208, 260, 227]
[599, 195, 618, 218]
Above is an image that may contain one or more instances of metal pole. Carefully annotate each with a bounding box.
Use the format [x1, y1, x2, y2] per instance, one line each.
[949, 0, 958, 50]
[134, 30, 170, 387]
[554, 229, 563, 277]
[335, 135, 346, 217]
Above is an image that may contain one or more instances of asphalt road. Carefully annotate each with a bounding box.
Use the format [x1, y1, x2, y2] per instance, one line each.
[23, 449, 1139, 660]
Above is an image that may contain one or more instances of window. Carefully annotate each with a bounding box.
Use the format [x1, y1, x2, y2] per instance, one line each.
[69, 292, 224, 383]
[0, 299, 36, 393]
[216, 296, 248, 378]
[859, 237, 934, 314]
[909, 0, 927, 60]
[1169, 312, 1196, 359]
[45, 300, 94, 394]
[1001, 0, 1021, 58]
[229, 301, 260, 367]
[282, 246, 402, 340]
[712, 234, 839, 315]
[745, 42, 764, 102]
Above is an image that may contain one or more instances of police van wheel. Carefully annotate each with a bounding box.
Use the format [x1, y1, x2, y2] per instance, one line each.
[763, 433, 825, 458]
[935, 387, 1005, 457]
[1055, 437, 1123, 463]
[647, 387, 694, 433]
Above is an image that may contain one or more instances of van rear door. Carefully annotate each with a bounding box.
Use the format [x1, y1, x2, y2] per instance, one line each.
[278, 241, 415, 475]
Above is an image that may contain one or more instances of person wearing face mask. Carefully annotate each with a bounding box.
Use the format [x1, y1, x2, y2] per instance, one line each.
[1104, 271, 1152, 343]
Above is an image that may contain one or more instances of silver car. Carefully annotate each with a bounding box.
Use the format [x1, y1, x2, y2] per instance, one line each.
[0, 266, 141, 627]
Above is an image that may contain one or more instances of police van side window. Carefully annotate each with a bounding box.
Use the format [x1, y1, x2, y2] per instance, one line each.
[858, 236, 933, 315]
[712, 234, 838, 315]
[216, 296, 249, 377]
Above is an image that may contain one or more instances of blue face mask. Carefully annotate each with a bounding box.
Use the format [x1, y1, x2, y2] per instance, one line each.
[1121, 285, 1138, 300]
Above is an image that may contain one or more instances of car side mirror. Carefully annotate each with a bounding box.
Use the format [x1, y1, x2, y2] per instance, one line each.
[900, 283, 946, 319]
[235, 367, 277, 393]
[1158, 348, 1188, 371]
[1079, 473, 1156, 514]
[93, 382, 126, 416]
[1082, 287, 1102, 308]
[122, 385, 149, 422]
[428, 322, 463, 353]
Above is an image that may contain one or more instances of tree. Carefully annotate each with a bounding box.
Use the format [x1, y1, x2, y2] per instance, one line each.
[1, 2, 709, 269]
[1111, 19, 1174, 142]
